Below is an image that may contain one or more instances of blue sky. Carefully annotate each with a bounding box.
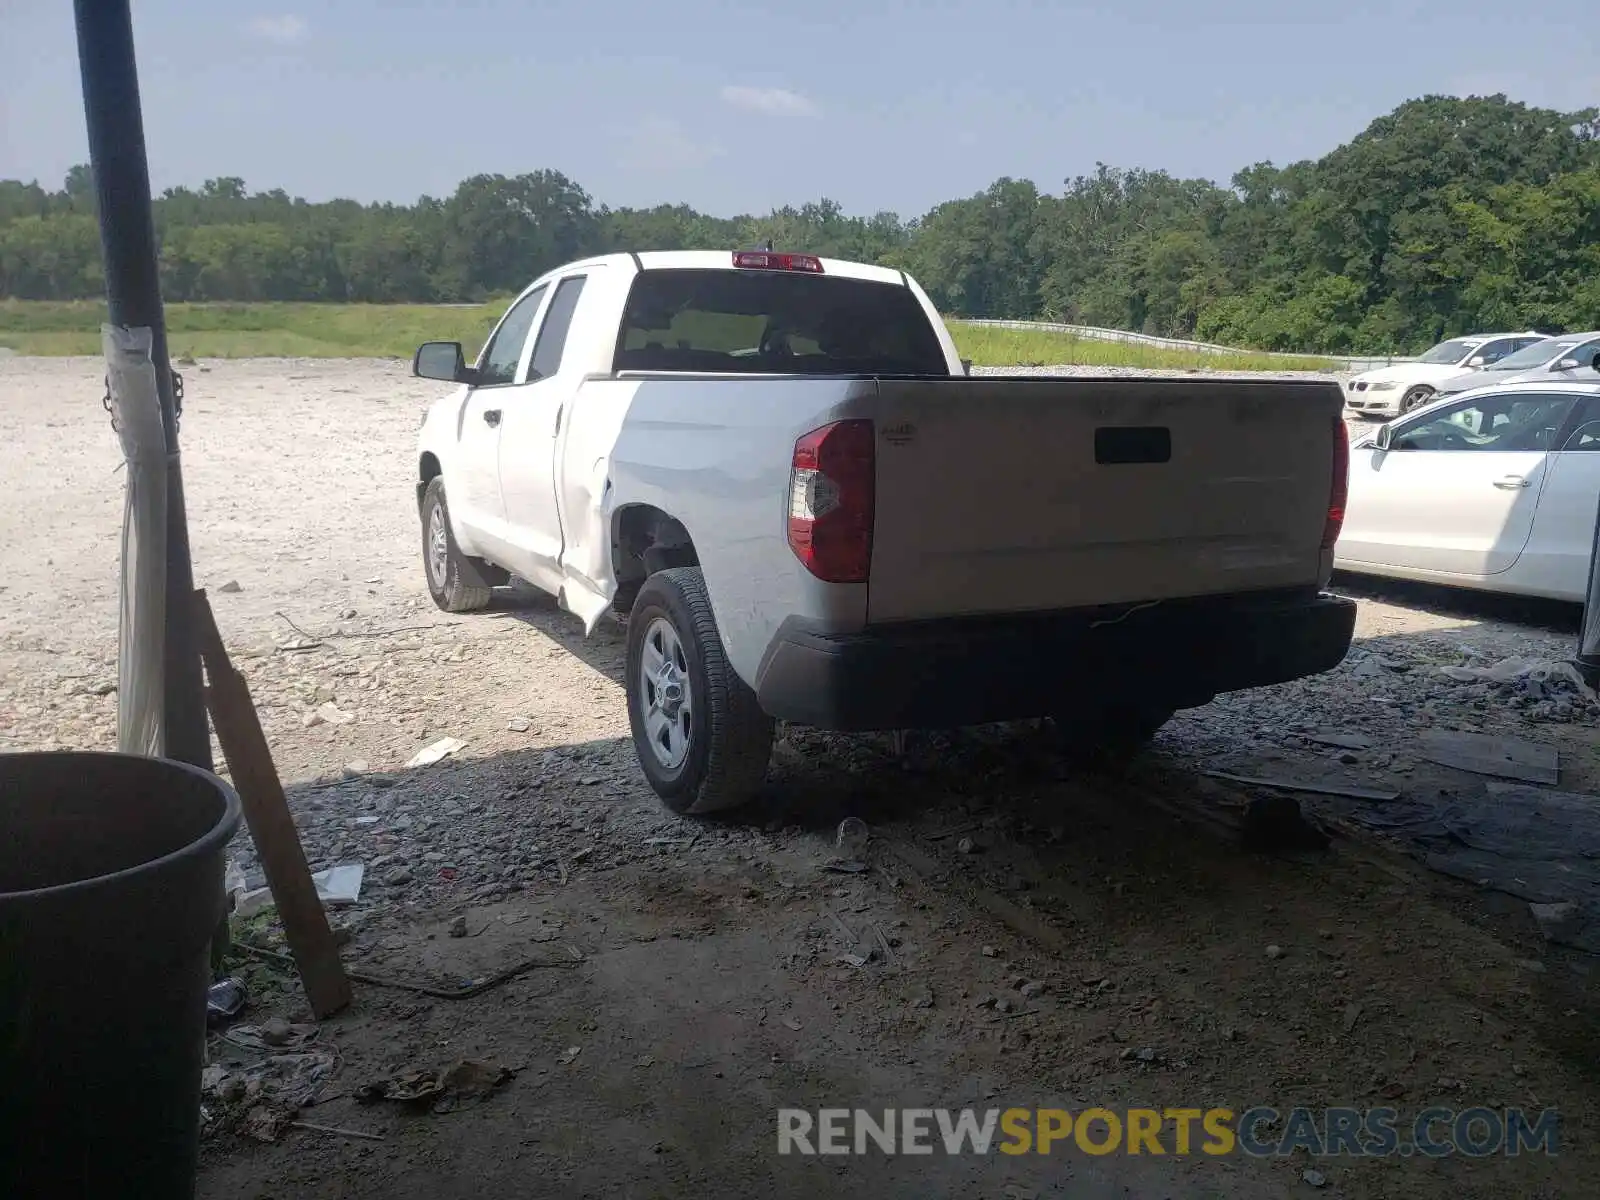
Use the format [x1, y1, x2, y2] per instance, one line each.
[2, 0, 1595, 218]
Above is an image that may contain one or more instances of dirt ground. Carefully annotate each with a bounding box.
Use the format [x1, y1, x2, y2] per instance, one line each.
[4, 355, 1599, 1199]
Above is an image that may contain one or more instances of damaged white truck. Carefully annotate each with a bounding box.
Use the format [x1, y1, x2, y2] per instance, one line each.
[412, 249, 1357, 814]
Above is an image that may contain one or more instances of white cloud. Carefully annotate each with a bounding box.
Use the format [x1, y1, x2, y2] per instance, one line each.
[245, 15, 308, 45]
[719, 85, 819, 118]
[619, 116, 725, 174]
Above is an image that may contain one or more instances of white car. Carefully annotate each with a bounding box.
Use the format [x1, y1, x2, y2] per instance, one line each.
[1429, 332, 1600, 400]
[411, 249, 1355, 813]
[1343, 332, 1548, 419]
[1335, 376, 1600, 601]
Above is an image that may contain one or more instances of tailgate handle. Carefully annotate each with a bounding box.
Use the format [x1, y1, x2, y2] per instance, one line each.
[1095, 426, 1171, 465]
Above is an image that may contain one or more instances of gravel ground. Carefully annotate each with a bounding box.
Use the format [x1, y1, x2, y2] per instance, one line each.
[4, 355, 1599, 1199]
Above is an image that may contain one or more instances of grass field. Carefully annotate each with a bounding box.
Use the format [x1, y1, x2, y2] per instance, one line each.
[0, 299, 1337, 372]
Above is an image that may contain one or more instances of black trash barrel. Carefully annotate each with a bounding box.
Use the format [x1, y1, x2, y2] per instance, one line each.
[0, 751, 242, 1200]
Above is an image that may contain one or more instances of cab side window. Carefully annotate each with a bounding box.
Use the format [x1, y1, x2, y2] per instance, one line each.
[528, 276, 588, 381]
[477, 285, 548, 386]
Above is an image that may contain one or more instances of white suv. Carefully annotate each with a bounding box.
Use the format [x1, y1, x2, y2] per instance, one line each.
[1343, 332, 1548, 418]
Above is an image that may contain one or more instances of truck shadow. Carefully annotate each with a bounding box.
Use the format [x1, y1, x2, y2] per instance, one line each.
[420, 575, 1600, 1055]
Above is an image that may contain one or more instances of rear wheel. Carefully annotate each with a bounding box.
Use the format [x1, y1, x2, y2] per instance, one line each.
[1400, 385, 1434, 414]
[1052, 705, 1175, 767]
[421, 477, 492, 613]
[625, 567, 774, 815]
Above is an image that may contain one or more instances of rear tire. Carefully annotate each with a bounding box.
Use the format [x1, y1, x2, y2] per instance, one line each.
[1052, 706, 1175, 767]
[421, 477, 492, 613]
[625, 567, 774, 815]
[1400, 385, 1433, 414]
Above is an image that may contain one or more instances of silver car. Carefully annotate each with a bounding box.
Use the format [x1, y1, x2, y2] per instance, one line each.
[1431, 332, 1600, 399]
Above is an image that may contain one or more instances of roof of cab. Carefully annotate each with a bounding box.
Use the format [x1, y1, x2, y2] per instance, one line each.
[631, 250, 906, 285]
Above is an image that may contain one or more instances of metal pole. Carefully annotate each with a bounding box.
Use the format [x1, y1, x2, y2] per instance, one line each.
[73, 0, 212, 771]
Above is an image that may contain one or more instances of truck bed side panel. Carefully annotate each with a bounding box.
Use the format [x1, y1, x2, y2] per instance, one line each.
[584, 376, 874, 685]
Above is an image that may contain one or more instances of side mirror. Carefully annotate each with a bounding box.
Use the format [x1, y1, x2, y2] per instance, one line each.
[1555, 357, 1581, 371]
[1466, 356, 1486, 367]
[1373, 423, 1393, 451]
[413, 341, 477, 384]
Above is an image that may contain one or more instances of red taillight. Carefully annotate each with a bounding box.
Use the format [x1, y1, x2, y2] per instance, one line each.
[732, 250, 824, 273]
[788, 419, 874, 583]
[1322, 417, 1350, 550]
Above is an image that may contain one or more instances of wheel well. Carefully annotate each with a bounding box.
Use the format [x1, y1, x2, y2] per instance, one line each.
[612, 505, 698, 610]
[418, 452, 442, 510]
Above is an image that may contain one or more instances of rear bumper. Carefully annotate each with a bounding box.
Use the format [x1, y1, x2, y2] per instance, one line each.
[752, 589, 1357, 731]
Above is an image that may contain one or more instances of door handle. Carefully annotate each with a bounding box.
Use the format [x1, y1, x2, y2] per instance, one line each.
[1493, 475, 1530, 489]
[483, 409, 501, 427]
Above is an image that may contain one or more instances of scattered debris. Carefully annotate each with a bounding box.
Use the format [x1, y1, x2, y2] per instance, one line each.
[506, 717, 531, 733]
[782, 1016, 803, 1031]
[956, 836, 979, 855]
[1205, 769, 1400, 803]
[1303, 1167, 1328, 1188]
[406, 736, 467, 769]
[355, 1058, 513, 1112]
[218, 580, 243, 594]
[557, 1046, 581, 1066]
[236, 861, 364, 917]
[448, 915, 469, 938]
[1307, 731, 1375, 751]
[1418, 730, 1559, 786]
[206, 977, 248, 1027]
[1439, 655, 1597, 701]
[242, 1106, 293, 1143]
[226, 1020, 319, 1053]
[238, 942, 579, 1000]
[1265, 944, 1285, 960]
[926, 822, 982, 842]
[981, 945, 999, 958]
[289, 1119, 384, 1142]
[823, 860, 870, 874]
[835, 816, 870, 857]
[315, 702, 354, 727]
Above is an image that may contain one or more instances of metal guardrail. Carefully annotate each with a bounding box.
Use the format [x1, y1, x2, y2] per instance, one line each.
[954, 318, 1414, 372]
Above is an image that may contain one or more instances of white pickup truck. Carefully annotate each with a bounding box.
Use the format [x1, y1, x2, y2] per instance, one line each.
[412, 249, 1357, 814]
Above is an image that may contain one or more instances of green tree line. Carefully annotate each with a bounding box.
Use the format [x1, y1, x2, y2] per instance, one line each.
[3, 94, 1598, 354]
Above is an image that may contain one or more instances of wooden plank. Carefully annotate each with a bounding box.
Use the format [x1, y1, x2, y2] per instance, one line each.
[193, 589, 352, 1018]
[1419, 730, 1559, 786]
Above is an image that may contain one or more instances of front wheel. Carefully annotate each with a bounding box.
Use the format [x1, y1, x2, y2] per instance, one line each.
[1400, 385, 1434, 414]
[625, 567, 774, 815]
[421, 477, 492, 613]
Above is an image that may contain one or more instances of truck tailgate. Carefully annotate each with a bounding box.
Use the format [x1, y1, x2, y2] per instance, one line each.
[865, 376, 1342, 625]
